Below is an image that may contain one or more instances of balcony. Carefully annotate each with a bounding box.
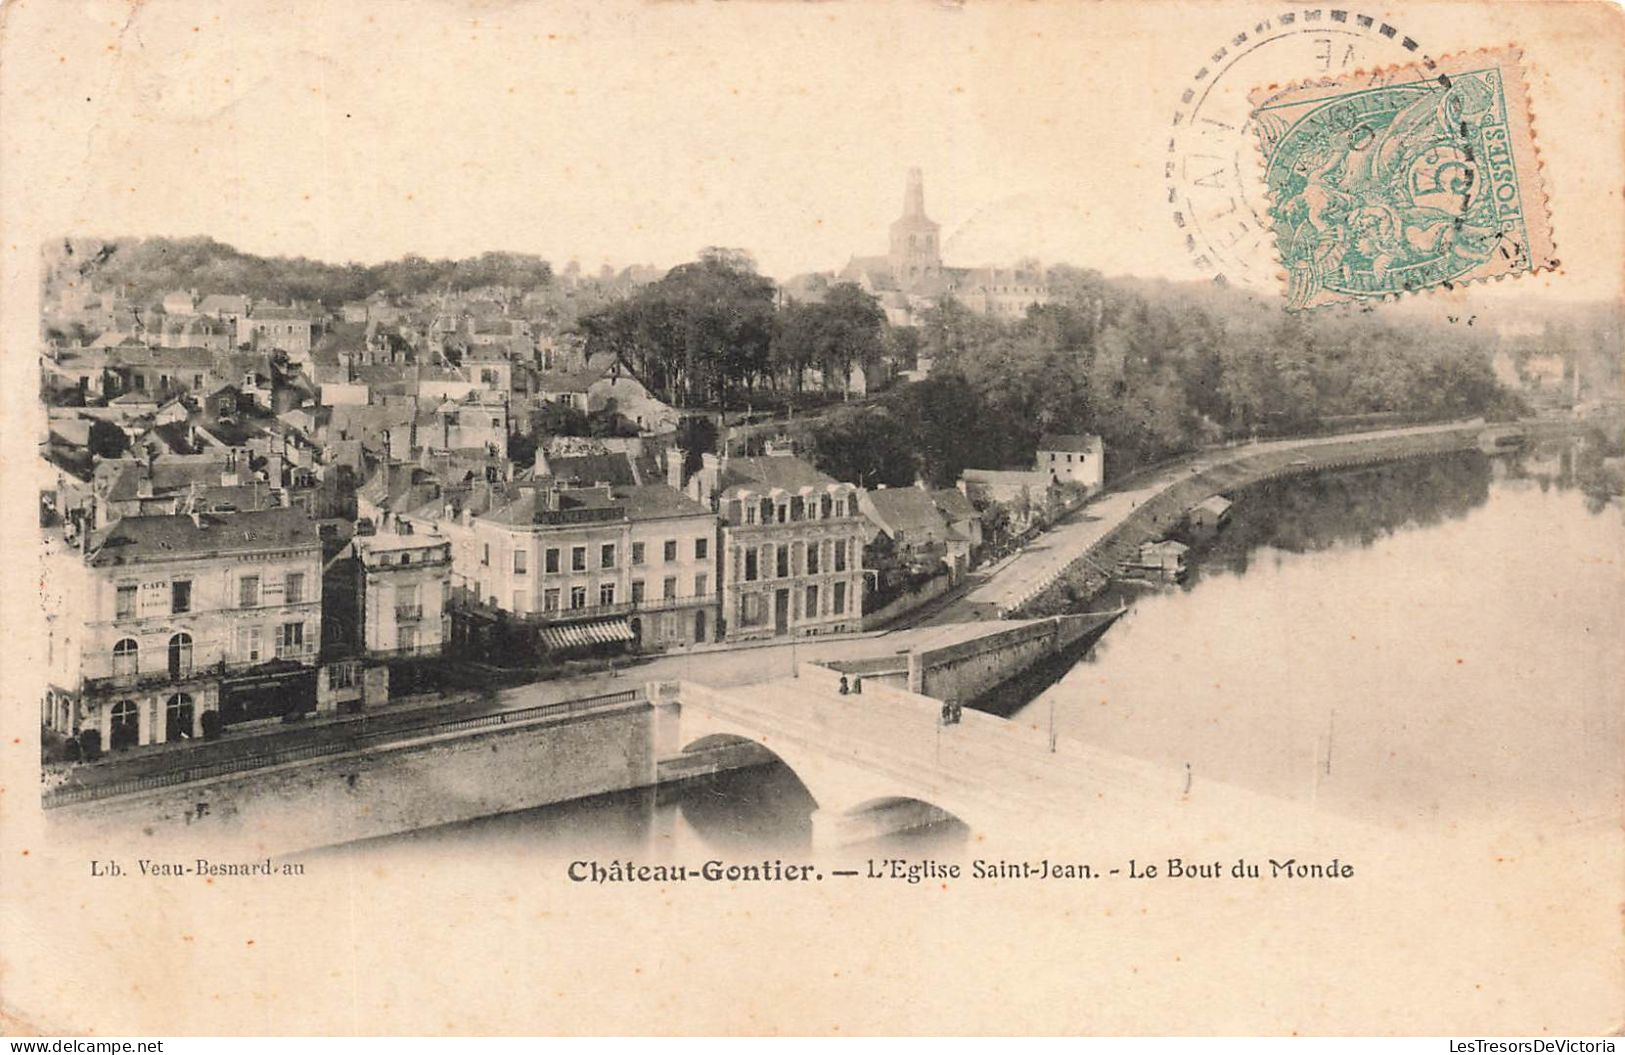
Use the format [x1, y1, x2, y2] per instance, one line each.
[394, 604, 424, 622]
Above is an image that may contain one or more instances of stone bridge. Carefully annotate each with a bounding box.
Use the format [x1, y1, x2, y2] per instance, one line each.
[649, 663, 1292, 849]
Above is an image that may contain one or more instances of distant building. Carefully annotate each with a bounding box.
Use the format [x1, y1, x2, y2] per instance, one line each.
[241, 305, 314, 362]
[42, 507, 326, 750]
[686, 451, 867, 642]
[859, 485, 968, 576]
[1036, 433, 1104, 491]
[838, 169, 1052, 324]
[1189, 495, 1232, 531]
[353, 530, 452, 658]
[958, 469, 1056, 535]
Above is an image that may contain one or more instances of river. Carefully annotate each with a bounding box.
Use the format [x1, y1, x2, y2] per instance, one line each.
[332, 441, 1622, 857]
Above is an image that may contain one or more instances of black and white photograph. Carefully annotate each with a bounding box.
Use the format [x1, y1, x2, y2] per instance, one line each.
[1, 0, 1621, 1039]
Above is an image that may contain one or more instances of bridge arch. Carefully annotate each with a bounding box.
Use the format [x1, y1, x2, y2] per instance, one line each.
[666, 701, 994, 848]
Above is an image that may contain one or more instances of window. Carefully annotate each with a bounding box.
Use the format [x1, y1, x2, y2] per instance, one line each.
[834, 540, 848, 572]
[742, 593, 764, 626]
[599, 583, 616, 607]
[167, 632, 192, 678]
[776, 504, 787, 524]
[820, 495, 832, 519]
[113, 583, 142, 621]
[399, 625, 418, 652]
[776, 545, 789, 578]
[601, 544, 616, 569]
[239, 575, 259, 608]
[569, 586, 586, 610]
[512, 590, 525, 613]
[833, 581, 847, 615]
[744, 506, 757, 526]
[631, 542, 645, 565]
[805, 584, 819, 617]
[543, 588, 561, 612]
[848, 495, 860, 517]
[482, 543, 491, 566]
[545, 548, 560, 573]
[285, 572, 305, 604]
[165, 693, 194, 741]
[235, 626, 262, 662]
[277, 622, 305, 658]
[631, 580, 645, 603]
[694, 573, 708, 597]
[328, 663, 356, 690]
[112, 637, 138, 676]
[171, 580, 192, 614]
[110, 700, 139, 750]
[744, 550, 758, 581]
[571, 546, 587, 572]
[513, 549, 528, 575]
[807, 543, 820, 575]
[663, 539, 677, 562]
[695, 537, 708, 560]
[663, 576, 677, 600]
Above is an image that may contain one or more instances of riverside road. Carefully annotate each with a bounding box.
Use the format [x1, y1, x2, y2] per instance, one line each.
[916, 419, 1518, 625]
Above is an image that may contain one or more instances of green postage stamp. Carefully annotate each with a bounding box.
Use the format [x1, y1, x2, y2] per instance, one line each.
[1250, 48, 1556, 311]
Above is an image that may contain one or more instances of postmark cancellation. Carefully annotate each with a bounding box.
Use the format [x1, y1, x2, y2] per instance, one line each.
[1249, 47, 1556, 311]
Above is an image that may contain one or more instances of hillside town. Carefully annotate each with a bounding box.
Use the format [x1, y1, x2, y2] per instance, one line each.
[38, 174, 1115, 760]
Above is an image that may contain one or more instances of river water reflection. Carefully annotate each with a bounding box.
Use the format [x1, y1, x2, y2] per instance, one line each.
[334, 443, 1622, 858]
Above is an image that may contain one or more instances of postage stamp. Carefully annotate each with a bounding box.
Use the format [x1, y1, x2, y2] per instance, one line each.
[1249, 47, 1556, 311]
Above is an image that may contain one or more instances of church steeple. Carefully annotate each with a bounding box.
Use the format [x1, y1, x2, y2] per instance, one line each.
[889, 167, 941, 290]
[903, 166, 927, 219]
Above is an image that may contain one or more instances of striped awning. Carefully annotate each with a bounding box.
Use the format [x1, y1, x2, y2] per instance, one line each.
[540, 617, 635, 652]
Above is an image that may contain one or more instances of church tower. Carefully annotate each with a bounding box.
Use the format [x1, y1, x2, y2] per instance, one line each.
[888, 167, 942, 291]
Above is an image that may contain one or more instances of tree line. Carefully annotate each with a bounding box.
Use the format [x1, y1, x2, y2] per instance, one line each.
[48, 236, 557, 307]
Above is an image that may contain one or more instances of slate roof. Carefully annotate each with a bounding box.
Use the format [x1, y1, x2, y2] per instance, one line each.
[1037, 433, 1103, 453]
[717, 456, 842, 496]
[87, 507, 319, 566]
[612, 483, 712, 522]
[863, 487, 949, 539]
[930, 488, 978, 521]
[480, 485, 623, 527]
[538, 452, 641, 487]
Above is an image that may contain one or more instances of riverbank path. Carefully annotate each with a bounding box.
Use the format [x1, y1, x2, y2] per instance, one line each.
[918, 419, 1492, 624]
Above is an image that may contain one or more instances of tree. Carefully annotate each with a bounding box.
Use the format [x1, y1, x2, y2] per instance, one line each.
[579, 255, 776, 409]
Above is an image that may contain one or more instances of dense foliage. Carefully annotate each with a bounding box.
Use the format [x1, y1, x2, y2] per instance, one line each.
[49, 236, 556, 307]
[809, 268, 1526, 488]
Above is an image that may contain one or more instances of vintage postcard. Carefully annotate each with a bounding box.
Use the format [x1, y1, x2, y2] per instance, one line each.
[0, 0, 1620, 1039]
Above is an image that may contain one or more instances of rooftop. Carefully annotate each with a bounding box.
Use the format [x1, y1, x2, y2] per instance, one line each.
[86, 507, 319, 566]
[612, 483, 712, 521]
[718, 455, 844, 496]
[1037, 433, 1103, 453]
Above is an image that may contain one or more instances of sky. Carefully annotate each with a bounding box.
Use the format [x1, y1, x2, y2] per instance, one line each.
[2, 0, 1622, 304]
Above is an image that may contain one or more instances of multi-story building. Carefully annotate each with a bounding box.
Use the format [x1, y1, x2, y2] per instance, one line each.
[240, 306, 314, 362]
[1036, 433, 1105, 491]
[687, 452, 867, 642]
[41, 507, 324, 751]
[419, 479, 720, 654]
[353, 530, 452, 657]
